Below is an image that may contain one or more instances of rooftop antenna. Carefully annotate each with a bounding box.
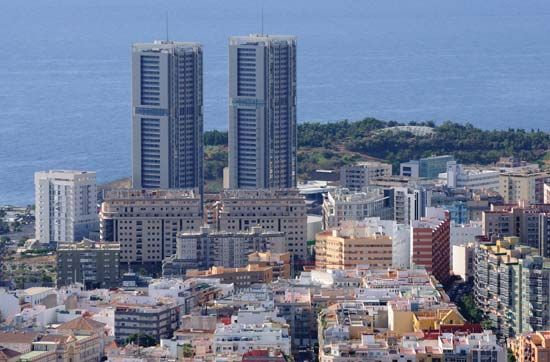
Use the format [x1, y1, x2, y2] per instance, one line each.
[165, 12, 169, 41]
[261, 3, 264, 36]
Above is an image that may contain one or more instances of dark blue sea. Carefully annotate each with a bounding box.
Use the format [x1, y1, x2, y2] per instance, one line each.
[1, 0, 550, 205]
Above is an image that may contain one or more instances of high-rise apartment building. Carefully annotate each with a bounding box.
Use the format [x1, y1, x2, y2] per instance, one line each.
[132, 41, 203, 192]
[228, 35, 297, 189]
[474, 237, 550, 339]
[217, 189, 307, 262]
[34, 170, 98, 244]
[411, 208, 451, 284]
[99, 189, 202, 265]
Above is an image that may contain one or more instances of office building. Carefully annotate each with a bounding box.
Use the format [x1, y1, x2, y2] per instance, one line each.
[99, 189, 202, 265]
[322, 188, 393, 229]
[390, 186, 431, 225]
[217, 189, 307, 262]
[228, 35, 297, 189]
[499, 170, 550, 204]
[474, 237, 550, 339]
[34, 170, 98, 244]
[56, 239, 120, 288]
[132, 41, 203, 192]
[411, 208, 451, 284]
[339, 161, 392, 191]
[315, 220, 393, 270]
[400, 155, 455, 179]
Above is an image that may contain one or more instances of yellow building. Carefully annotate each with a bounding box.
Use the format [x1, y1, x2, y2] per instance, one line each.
[315, 220, 392, 270]
[508, 331, 550, 362]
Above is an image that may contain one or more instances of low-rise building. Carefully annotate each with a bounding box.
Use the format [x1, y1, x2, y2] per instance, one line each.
[114, 302, 180, 344]
[186, 265, 273, 289]
[213, 322, 291, 357]
[56, 239, 120, 288]
[248, 252, 291, 280]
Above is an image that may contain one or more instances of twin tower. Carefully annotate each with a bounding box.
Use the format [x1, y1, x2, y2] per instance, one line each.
[131, 35, 297, 192]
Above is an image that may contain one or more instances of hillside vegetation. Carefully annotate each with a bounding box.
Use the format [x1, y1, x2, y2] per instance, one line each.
[203, 119, 550, 190]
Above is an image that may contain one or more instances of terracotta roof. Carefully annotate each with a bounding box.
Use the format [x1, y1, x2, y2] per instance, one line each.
[0, 347, 21, 359]
[0, 332, 40, 344]
[57, 317, 105, 332]
[39, 335, 74, 344]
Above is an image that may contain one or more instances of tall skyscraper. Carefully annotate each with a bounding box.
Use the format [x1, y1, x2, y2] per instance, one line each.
[132, 41, 203, 193]
[35, 170, 98, 244]
[228, 35, 297, 189]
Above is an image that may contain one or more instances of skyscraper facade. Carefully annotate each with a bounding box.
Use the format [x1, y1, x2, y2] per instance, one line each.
[132, 41, 203, 193]
[228, 35, 297, 189]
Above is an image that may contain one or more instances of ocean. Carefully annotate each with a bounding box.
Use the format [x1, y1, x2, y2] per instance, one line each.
[1, 0, 550, 205]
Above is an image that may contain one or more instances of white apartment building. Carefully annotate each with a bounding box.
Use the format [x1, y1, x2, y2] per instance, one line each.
[360, 217, 411, 269]
[35, 170, 98, 244]
[446, 161, 500, 190]
[213, 322, 291, 356]
[452, 243, 475, 281]
[340, 161, 392, 191]
[322, 188, 392, 229]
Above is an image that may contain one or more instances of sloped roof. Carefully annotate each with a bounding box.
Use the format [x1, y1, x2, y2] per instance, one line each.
[0, 332, 40, 344]
[0, 347, 21, 359]
[57, 317, 105, 331]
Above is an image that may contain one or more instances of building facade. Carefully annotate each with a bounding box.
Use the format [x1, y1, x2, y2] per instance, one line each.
[228, 35, 297, 189]
[132, 41, 203, 192]
[474, 237, 550, 339]
[162, 226, 286, 275]
[499, 171, 550, 204]
[339, 162, 392, 191]
[35, 170, 98, 244]
[322, 188, 393, 229]
[217, 189, 307, 262]
[114, 302, 180, 343]
[315, 220, 393, 270]
[411, 208, 451, 285]
[56, 239, 120, 288]
[99, 189, 203, 265]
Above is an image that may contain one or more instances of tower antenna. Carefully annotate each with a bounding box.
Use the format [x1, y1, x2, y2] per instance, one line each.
[261, 4, 264, 35]
[165, 12, 169, 41]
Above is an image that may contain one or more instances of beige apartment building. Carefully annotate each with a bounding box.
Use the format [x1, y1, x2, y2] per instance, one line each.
[99, 189, 202, 264]
[499, 170, 550, 204]
[315, 220, 393, 270]
[339, 161, 392, 191]
[217, 189, 307, 262]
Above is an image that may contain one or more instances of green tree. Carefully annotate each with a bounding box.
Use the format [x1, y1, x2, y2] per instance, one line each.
[125, 333, 157, 347]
